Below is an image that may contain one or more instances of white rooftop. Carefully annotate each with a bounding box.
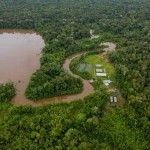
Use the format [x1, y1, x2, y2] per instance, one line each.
[96, 69, 103, 73]
[96, 73, 107, 77]
[110, 96, 113, 102]
[114, 97, 117, 103]
[96, 64, 102, 67]
[103, 80, 112, 84]
[104, 83, 109, 86]
[103, 80, 112, 86]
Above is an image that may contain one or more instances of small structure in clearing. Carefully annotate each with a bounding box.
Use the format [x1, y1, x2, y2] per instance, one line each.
[110, 96, 118, 103]
[110, 96, 113, 103]
[96, 64, 102, 68]
[103, 80, 112, 86]
[114, 97, 118, 103]
[96, 69, 103, 73]
[96, 73, 107, 77]
[95, 64, 107, 77]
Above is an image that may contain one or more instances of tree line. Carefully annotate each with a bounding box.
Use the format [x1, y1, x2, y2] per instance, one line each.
[0, 0, 149, 149]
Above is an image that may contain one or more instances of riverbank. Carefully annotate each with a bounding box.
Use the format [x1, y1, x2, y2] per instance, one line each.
[11, 52, 95, 107]
[11, 42, 116, 107]
[0, 29, 45, 106]
[0, 29, 116, 107]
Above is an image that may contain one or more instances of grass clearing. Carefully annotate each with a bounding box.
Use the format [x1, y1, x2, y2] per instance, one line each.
[84, 54, 116, 88]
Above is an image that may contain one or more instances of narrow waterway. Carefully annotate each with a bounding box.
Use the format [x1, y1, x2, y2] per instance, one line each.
[12, 52, 95, 107]
[0, 29, 116, 107]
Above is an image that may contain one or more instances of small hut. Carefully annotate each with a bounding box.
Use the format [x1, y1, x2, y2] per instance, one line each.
[96, 73, 107, 77]
[114, 97, 118, 103]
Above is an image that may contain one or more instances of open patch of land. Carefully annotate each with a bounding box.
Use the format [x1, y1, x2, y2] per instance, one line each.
[70, 42, 125, 107]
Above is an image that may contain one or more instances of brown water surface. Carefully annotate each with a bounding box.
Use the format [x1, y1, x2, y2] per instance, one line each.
[13, 52, 94, 107]
[0, 30, 115, 107]
[34, 52, 94, 107]
[0, 29, 45, 105]
[0, 30, 95, 107]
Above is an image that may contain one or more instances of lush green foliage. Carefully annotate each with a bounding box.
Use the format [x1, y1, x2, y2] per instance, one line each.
[70, 55, 92, 80]
[109, 43, 150, 102]
[70, 52, 116, 87]
[0, 93, 149, 149]
[99, 102, 150, 150]
[0, 83, 16, 103]
[0, 0, 149, 149]
[0, 93, 109, 149]
[1, 0, 149, 102]
[25, 52, 83, 100]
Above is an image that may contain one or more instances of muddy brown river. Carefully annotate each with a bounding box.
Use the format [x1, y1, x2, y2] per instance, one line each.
[0, 30, 115, 107]
[0, 30, 95, 107]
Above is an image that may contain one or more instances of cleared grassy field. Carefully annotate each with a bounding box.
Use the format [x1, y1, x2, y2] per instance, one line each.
[84, 54, 116, 88]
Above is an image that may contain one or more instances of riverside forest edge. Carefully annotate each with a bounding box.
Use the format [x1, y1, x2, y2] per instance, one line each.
[0, 0, 149, 149]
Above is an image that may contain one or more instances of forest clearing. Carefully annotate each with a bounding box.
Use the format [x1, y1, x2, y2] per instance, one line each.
[0, 0, 149, 149]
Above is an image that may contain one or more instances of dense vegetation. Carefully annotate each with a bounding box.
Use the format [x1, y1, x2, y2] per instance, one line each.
[0, 0, 149, 149]
[0, 90, 149, 149]
[0, 93, 110, 149]
[0, 83, 16, 103]
[70, 51, 116, 83]
[25, 52, 83, 100]
[109, 44, 150, 102]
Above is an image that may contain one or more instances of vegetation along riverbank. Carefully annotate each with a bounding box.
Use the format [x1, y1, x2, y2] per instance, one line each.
[0, 0, 149, 149]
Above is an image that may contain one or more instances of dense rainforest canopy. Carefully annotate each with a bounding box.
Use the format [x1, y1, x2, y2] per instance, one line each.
[0, 0, 149, 149]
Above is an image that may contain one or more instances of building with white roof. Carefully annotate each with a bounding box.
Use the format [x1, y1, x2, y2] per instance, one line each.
[110, 96, 113, 102]
[96, 69, 103, 73]
[96, 64, 102, 67]
[114, 97, 118, 103]
[103, 80, 112, 86]
[96, 73, 107, 77]
[110, 96, 118, 103]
